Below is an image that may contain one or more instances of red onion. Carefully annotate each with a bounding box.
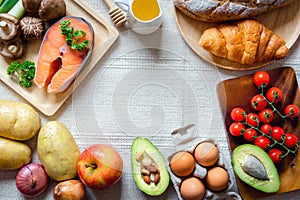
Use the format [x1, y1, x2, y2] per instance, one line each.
[16, 163, 49, 197]
[53, 180, 86, 200]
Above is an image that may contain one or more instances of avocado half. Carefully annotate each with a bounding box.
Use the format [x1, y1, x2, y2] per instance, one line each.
[232, 144, 280, 193]
[131, 137, 170, 196]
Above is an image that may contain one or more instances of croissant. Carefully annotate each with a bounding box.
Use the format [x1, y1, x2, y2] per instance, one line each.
[199, 20, 289, 65]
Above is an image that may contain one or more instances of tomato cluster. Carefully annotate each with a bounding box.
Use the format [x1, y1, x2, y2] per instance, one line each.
[229, 71, 299, 165]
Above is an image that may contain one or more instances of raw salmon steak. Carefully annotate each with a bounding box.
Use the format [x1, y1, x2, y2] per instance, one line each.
[34, 16, 94, 93]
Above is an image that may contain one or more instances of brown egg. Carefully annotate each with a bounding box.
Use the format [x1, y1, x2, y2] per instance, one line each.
[180, 177, 205, 200]
[194, 141, 219, 167]
[206, 167, 229, 191]
[170, 151, 195, 177]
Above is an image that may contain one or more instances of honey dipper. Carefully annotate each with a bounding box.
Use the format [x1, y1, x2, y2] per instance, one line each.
[103, 0, 127, 27]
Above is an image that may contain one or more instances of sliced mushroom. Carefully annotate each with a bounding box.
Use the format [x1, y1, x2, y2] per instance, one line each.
[0, 38, 24, 59]
[0, 13, 21, 42]
[20, 16, 45, 40]
[39, 0, 66, 21]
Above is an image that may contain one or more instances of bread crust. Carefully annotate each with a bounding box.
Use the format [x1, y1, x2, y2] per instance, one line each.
[174, 0, 296, 22]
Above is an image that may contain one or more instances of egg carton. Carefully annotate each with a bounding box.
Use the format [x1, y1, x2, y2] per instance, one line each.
[168, 124, 242, 200]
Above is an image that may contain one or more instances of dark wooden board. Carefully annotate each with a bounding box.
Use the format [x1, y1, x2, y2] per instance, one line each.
[217, 67, 300, 199]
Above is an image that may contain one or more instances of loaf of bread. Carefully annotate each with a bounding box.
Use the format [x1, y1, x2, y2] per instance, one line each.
[174, 0, 296, 22]
[199, 19, 288, 65]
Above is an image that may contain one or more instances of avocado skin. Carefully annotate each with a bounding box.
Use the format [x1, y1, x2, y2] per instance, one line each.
[232, 144, 280, 193]
[131, 137, 170, 196]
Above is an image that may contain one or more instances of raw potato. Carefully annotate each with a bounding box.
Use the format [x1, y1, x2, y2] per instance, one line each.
[38, 121, 80, 181]
[0, 137, 32, 170]
[0, 100, 41, 141]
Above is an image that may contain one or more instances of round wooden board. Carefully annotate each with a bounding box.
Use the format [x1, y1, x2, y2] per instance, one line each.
[174, 1, 300, 71]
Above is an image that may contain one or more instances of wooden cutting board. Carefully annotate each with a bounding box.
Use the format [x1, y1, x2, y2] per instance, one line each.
[217, 67, 300, 199]
[0, 0, 119, 116]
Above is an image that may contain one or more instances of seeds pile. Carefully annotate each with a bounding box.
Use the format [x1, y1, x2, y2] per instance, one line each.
[135, 152, 161, 185]
[229, 70, 299, 165]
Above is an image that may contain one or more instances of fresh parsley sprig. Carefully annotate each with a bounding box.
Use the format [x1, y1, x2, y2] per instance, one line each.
[7, 61, 35, 88]
[60, 20, 89, 51]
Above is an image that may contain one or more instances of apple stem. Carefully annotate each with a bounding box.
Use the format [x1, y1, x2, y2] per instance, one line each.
[85, 163, 97, 169]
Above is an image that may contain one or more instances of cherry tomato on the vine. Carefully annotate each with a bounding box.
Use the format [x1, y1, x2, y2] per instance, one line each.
[253, 71, 270, 88]
[243, 129, 257, 142]
[250, 95, 267, 111]
[229, 122, 245, 137]
[284, 133, 298, 149]
[260, 124, 272, 135]
[254, 136, 270, 150]
[271, 126, 285, 142]
[284, 104, 300, 119]
[246, 113, 259, 127]
[266, 87, 283, 103]
[268, 148, 282, 164]
[230, 107, 246, 122]
[258, 108, 274, 124]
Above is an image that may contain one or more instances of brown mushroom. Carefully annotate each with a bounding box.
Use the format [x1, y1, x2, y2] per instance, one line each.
[22, 0, 66, 22]
[0, 13, 21, 42]
[0, 37, 24, 59]
[38, 0, 66, 21]
[20, 16, 45, 40]
[22, 0, 42, 16]
[0, 1, 26, 59]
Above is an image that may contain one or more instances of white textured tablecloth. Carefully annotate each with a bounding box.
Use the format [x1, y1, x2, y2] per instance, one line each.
[1, 0, 300, 199]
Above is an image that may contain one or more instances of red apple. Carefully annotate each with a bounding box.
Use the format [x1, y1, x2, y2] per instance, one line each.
[77, 144, 123, 190]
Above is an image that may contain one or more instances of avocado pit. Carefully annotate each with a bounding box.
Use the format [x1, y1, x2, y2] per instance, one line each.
[242, 154, 269, 180]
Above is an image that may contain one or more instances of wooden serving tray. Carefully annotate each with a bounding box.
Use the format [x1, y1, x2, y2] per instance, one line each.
[0, 0, 119, 116]
[217, 67, 300, 199]
[174, 1, 300, 70]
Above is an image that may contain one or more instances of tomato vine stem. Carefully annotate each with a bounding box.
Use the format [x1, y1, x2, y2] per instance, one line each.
[241, 87, 299, 165]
